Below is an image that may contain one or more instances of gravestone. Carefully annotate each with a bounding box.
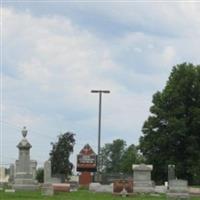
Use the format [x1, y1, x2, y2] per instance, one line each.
[43, 160, 61, 183]
[132, 164, 154, 193]
[168, 165, 176, 187]
[13, 127, 38, 190]
[89, 182, 113, 193]
[44, 160, 51, 183]
[9, 164, 15, 183]
[167, 179, 189, 199]
[113, 180, 133, 195]
[41, 183, 54, 196]
[0, 167, 9, 183]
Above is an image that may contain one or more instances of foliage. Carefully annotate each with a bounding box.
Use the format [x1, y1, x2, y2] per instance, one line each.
[101, 139, 144, 173]
[49, 132, 75, 178]
[36, 168, 44, 183]
[121, 144, 145, 173]
[139, 63, 200, 184]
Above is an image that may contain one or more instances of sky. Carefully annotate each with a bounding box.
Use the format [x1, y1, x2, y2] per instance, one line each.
[1, 1, 200, 169]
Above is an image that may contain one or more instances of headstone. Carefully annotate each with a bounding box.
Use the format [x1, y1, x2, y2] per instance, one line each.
[155, 185, 167, 193]
[0, 167, 9, 183]
[9, 164, 15, 183]
[41, 183, 54, 196]
[13, 127, 38, 191]
[168, 165, 176, 187]
[89, 182, 113, 193]
[113, 180, 133, 196]
[132, 164, 154, 193]
[167, 179, 189, 199]
[5, 189, 15, 193]
[43, 160, 61, 183]
[44, 160, 51, 183]
[52, 183, 70, 192]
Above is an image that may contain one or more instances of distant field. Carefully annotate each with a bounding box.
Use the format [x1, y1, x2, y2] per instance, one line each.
[1, 190, 200, 200]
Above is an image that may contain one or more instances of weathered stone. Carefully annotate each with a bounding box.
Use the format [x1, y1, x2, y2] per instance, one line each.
[13, 127, 38, 191]
[168, 165, 176, 182]
[113, 180, 133, 194]
[89, 182, 113, 193]
[5, 189, 15, 193]
[52, 183, 70, 192]
[44, 160, 61, 184]
[41, 183, 54, 196]
[0, 167, 9, 183]
[167, 179, 189, 200]
[132, 164, 154, 193]
[9, 164, 15, 183]
[155, 185, 167, 193]
[44, 160, 51, 183]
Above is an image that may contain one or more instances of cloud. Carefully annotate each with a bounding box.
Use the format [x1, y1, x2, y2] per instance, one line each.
[2, 3, 200, 166]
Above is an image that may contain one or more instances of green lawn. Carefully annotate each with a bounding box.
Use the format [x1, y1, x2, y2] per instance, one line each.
[0, 190, 200, 200]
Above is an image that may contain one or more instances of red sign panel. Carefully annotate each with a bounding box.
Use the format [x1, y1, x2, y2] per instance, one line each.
[77, 144, 97, 172]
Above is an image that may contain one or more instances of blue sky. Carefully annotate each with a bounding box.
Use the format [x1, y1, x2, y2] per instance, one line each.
[1, 1, 200, 169]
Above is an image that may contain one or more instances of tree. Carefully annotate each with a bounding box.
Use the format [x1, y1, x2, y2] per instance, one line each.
[101, 139, 144, 173]
[121, 144, 145, 173]
[49, 132, 75, 179]
[36, 168, 44, 183]
[139, 63, 200, 184]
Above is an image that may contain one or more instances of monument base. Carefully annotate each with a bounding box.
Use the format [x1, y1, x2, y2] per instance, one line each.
[13, 184, 38, 191]
[134, 181, 154, 193]
[13, 177, 38, 191]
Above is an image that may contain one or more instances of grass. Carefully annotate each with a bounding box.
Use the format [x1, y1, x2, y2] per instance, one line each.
[0, 190, 200, 200]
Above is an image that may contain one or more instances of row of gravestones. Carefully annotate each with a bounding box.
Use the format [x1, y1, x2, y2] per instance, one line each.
[89, 164, 190, 199]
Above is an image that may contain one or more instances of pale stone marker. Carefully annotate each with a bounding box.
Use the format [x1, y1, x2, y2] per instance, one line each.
[43, 160, 61, 183]
[168, 165, 175, 181]
[0, 167, 9, 183]
[9, 164, 15, 183]
[44, 160, 51, 183]
[13, 127, 38, 190]
[132, 164, 154, 193]
[167, 179, 189, 199]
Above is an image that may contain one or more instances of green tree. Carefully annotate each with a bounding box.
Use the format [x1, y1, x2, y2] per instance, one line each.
[101, 139, 126, 173]
[36, 168, 44, 183]
[121, 144, 144, 173]
[49, 132, 75, 179]
[101, 139, 144, 173]
[140, 63, 200, 184]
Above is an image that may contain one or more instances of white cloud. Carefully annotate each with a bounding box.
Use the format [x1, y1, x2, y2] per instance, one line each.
[3, 3, 200, 166]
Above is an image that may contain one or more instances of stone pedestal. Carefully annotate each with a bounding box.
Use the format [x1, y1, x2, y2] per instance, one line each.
[167, 180, 189, 200]
[13, 127, 38, 191]
[79, 172, 93, 186]
[132, 164, 154, 193]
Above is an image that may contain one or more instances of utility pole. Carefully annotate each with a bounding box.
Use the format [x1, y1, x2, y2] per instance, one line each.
[91, 90, 110, 172]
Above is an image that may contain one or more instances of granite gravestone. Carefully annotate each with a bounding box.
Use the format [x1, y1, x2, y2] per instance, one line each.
[132, 164, 154, 193]
[43, 160, 61, 183]
[168, 165, 176, 187]
[9, 164, 15, 183]
[13, 127, 38, 190]
[0, 167, 9, 183]
[167, 179, 189, 199]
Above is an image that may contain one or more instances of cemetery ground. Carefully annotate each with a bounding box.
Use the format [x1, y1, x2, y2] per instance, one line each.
[1, 190, 200, 200]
